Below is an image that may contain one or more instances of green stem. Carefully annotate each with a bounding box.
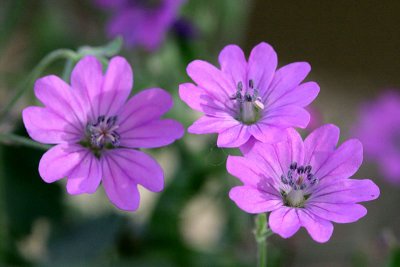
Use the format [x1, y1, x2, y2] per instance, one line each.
[0, 49, 78, 122]
[0, 133, 50, 151]
[254, 213, 272, 267]
[61, 58, 75, 82]
[0, 147, 8, 259]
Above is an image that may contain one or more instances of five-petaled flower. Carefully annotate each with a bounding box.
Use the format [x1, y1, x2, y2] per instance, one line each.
[22, 55, 184, 211]
[179, 42, 320, 148]
[96, 0, 185, 51]
[353, 90, 400, 184]
[227, 124, 380, 243]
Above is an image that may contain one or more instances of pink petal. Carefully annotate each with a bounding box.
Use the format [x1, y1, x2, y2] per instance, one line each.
[179, 83, 205, 112]
[269, 207, 301, 238]
[226, 156, 264, 186]
[239, 136, 257, 156]
[310, 178, 380, 203]
[101, 153, 140, 211]
[120, 119, 184, 148]
[188, 116, 239, 134]
[217, 124, 251, 148]
[70, 56, 104, 120]
[268, 81, 320, 110]
[243, 142, 284, 180]
[264, 62, 311, 102]
[39, 144, 87, 183]
[66, 153, 102, 195]
[218, 44, 247, 89]
[304, 124, 340, 166]
[262, 106, 310, 128]
[297, 209, 334, 243]
[98, 56, 133, 116]
[34, 75, 87, 129]
[118, 88, 173, 129]
[179, 83, 234, 117]
[22, 107, 82, 144]
[248, 42, 277, 95]
[106, 149, 164, 192]
[273, 128, 305, 169]
[248, 124, 287, 144]
[244, 128, 304, 174]
[306, 203, 367, 223]
[229, 186, 282, 213]
[314, 139, 363, 180]
[187, 60, 233, 103]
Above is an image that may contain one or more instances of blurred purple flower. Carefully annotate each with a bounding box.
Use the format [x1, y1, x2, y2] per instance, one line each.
[22, 56, 184, 211]
[227, 125, 379, 243]
[179, 42, 319, 148]
[353, 90, 400, 184]
[96, 0, 185, 50]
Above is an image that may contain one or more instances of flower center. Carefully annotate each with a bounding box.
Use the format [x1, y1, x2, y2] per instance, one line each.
[280, 162, 319, 207]
[83, 115, 120, 156]
[230, 80, 264, 125]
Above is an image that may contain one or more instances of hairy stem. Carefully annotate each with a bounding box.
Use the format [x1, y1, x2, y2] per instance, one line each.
[254, 213, 273, 267]
[0, 49, 78, 122]
[0, 133, 50, 151]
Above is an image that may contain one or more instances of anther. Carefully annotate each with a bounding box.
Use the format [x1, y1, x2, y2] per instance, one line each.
[304, 165, 312, 173]
[237, 81, 243, 91]
[249, 79, 254, 89]
[281, 175, 288, 184]
[290, 162, 297, 170]
[244, 93, 252, 102]
[297, 166, 305, 174]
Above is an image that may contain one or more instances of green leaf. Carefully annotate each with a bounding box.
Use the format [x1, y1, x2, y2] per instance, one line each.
[387, 246, 400, 267]
[2, 124, 64, 240]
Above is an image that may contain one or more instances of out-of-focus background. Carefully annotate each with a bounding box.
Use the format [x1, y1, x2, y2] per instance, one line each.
[0, 0, 400, 266]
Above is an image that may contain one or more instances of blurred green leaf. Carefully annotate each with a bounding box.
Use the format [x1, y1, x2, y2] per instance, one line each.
[43, 214, 121, 267]
[2, 124, 64, 240]
[387, 246, 400, 267]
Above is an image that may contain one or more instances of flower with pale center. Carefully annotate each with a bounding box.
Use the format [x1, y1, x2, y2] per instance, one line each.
[227, 124, 380, 243]
[179, 42, 320, 148]
[22, 55, 184, 211]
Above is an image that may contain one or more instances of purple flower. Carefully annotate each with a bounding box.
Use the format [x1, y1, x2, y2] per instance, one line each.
[96, 0, 185, 51]
[179, 42, 319, 148]
[22, 56, 184, 211]
[353, 90, 400, 184]
[227, 125, 379, 243]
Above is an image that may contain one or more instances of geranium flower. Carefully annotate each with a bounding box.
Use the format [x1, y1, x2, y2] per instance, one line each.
[353, 90, 400, 184]
[22, 56, 184, 211]
[96, 0, 185, 51]
[227, 124, 379, 242]
[179, 42, 319, 148]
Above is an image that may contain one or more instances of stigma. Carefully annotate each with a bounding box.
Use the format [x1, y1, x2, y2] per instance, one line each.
[230, 80, 264, 124]
[86, 115, 120, 149]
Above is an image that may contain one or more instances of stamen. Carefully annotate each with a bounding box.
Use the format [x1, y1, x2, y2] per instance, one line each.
[229, 80, 265, 124]
[249, 79, 254, 89]
[86, 115, 120, 150]
[281, 161, 319, 207]
[290, 162, 297, 170]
